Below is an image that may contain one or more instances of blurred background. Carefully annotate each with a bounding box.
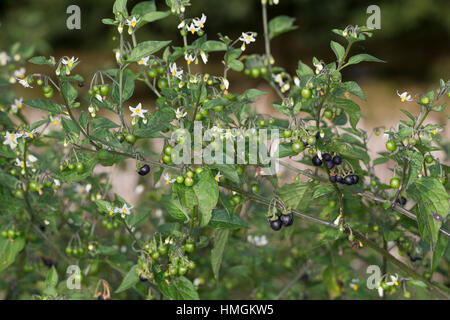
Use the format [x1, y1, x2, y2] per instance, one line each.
[0, 0, 449, 201]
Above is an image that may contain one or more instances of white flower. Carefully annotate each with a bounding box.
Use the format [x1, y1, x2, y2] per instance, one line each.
[95, 94, 104, 102]
[214, 171, 223, 182]
[221, 78, 229, 90]
[239, 32, 256, 45]
[14, 67, 26, 79]
[17, 78, 32, 88]
[187, 23, 200, 34]
[222, 130, 235, 140]
[255, 235, 268, 246]
[114, 204, 133, 217]
[209, 126, 224, 136]
[272, 74, 284, 87]
[377, 285, 384, 297]
[193, 14, 207, 29]
[27, 154, 38, 163]
[293, 77, 300, 87]
[85, 184, 92, 193]
[54, 179, 60, 187]
[200, 51, 208, 64]
[177, 20, 186, 29]
[61, 57, 78, 68]
[169, 63, 183, 79]
[50, 116, 60, 126]
[386, 274, 399, 287]
[15, 158, 31, 168]
[135, 184, 145, 195]
[0, 52, 10, 66]
[4, 131, 22, 149]
[313, 61, 324, 74]
[11, 98, 24, 113]
[129, 103, 148, 119]
[125, 16, 140, 28]
[175, 108, 187, 119]
[317, 150, 323, 160]
[333, 214, 342, 226]
[397, 91, 413, 102]
[24, 129, 37, 139]
[163, 173, 176, 184]
[184, 53, 195, 65]
[138, 56, 150, 66]
[349, 282, 359, 291]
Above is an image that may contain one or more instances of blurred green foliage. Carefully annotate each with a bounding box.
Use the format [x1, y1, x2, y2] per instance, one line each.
[0, 0, 449, 80]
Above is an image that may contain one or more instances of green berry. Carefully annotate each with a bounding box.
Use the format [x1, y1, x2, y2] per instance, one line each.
[386, 141, 397, 152]
[301, 88, 312, 99]
[390, 177, 401, 189]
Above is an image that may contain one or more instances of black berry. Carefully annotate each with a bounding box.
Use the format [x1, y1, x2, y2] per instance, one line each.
[280, 213, 294, 227]
[315, 132, 320, 140]
[323, 153, 332, 161]
[329, 175, 337, 183]
[325, 160, 335, 169]
[332, 155, 342, 165]
[312, 155, 322, 166]
[351, 175, 359, 184]
[139, 275, 147, 282]
[138, 164, 150, 176]
[269, 219, 282, 231]
[397, 196, 407, 206]
[336, 176, 344, 184]
[344, 176, 354, 185]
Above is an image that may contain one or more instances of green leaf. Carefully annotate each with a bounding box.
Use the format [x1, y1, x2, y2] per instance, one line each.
[45, 266, 59, 288]
[134, 107, 174, 137]
[108, 68, 136, 103]
[276, 142, 297, 158]
[61, 118, 80, 136]
[91, 117, 120, 129]
[296, 60, 314, 77]
[340, 81, 366, 101]
[323, 265, 341, 299]
[373, 157, 389, 166]
[61, 81, 78, 103]
[28, 56, 54, 66]
[201, 40, 227, 52]
[408, 279, 427, 288]
[56, 156, 98, 183]
[0, 237, 25, 273]
[0, 171, 19, 188]
[127, 40, 171, 62]
[193, 170, 219, 226]
[330, 41, 345, 62]
[113, 0, 128, 16]
[344, 54, 385, 67]
[243, 89, 267, 101]
[162, 194, 190, 221]
[277, 181, 313, 210]
[211, 229, 230, 280]
[0, 145, 17, 159]
[24, 99, 63, 114]
[228, 59, 244, 72]
[141, 11, 171, 24]
[407, 177, 449, 249]
[115, 265, 139, 293]
[157, 276, 199, 300]
[334, 98, 361, 129]
[269, 15, 297, 39]
[210, 164, 239, 184]
[313, 185, 334, 199]
[432, 103, 446, 112]
[431, 234, 448, 272]
[209, 210, 249, 229]
[131, 1, 156, 16]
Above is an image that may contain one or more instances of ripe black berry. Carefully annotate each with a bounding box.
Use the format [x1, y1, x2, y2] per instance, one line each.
[323, 153, 332, 161]
[329, 175, 337, 183]
[397, 196, 407, 206]
[344, 176, 354, 185]
[351, 175, 359, 184]
[269, 219, 282, 231]
[139, 275, 147, 282]
[280, 213, 294, 227]
[312, 155, 322, 166]
[315, 132, 320, 140]
[138, 164, 150, 176]
[325, 160, 334, 169]
[332, 155, 342, 165]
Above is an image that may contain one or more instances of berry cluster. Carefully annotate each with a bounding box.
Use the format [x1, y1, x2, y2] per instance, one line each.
[268, 211, 294, 231]
[137, 236, 196, 282]
[1, 227, 22, 240]
[312, 153, 360, 186]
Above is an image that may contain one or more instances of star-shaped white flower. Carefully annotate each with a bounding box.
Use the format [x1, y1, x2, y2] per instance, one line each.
[209, 126, 224, 135]
[163, 173, 176, 184]
[129, 103, 148, 119]
[214, 171, 223, 182]
[62, 57, 78, 68]
[114, 204, 133, 217]
[193, 14, 207, 29]
[27, 154, 38, 163]
[175, 108, 187, 119]
[222, 130, 235, 140]
[50, 116, 60, 126]
[200, 51, 208, 64]
[177, 20, 186, 29]
[17, 78, 32, 88]
[187, 23, 200, 34]
[24, 129, 37, 139]
[125, 16, 140, 28]
[11, 98, 24, 113]
[15, 158, 31, 168]
[14, 67, 26, 79]
[313, 61, 324, 74]
[239, 32, 256, 45]
[3, 131, 22, 149]
[272, 74, 284, 87]
[184, 53, 195, 65]
[221, 78, 229, 90]
[0, 51, 10, 66]
[397, 91, 413, 102]
[138, 56, 150, 66]
[169, 63, 183, 79]
[386, 274, 399, 287]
